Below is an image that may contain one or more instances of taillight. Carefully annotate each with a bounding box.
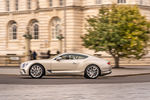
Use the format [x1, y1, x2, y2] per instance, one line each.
[107, 62, 111, 65]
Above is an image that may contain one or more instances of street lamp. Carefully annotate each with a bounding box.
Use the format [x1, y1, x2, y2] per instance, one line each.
[23, 27, 32, 61]
[56, 33, 64, 53]
[64, 0, 67, 52]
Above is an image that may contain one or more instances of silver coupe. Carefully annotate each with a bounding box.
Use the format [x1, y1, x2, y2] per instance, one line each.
[20, 53, 112, 79]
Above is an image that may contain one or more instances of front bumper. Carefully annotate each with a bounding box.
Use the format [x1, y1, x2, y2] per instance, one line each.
[20, 62, 32, 75]
[20, 69, 27, 75]
[20, 63, 30, 75]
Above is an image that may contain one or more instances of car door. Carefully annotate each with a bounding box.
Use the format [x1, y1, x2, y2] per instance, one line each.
[51, 54, 79, 71]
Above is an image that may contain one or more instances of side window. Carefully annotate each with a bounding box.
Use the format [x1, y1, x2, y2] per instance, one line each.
[74, 54, 88, 59]
[59, 54, 74, 60]
[57, 54, 88, 60]
[60, 54, 69, 60]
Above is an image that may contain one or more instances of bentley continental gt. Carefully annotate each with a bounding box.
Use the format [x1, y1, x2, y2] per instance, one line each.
[20, 53, 112, 79]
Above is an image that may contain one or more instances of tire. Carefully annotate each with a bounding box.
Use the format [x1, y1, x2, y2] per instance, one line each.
[84, 64, 100, 79]
[29, 64, 45, 79]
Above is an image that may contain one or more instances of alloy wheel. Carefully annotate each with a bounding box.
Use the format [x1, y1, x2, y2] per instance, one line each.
[85, 65, 100, 79]
[29, 64, 44, 78]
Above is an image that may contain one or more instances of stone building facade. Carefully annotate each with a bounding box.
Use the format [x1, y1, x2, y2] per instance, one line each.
[0, 0, 150, 56]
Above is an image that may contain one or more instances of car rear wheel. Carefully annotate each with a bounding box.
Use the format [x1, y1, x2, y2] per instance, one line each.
[84, 65, 100, 79]
[29, 64, 44, 79]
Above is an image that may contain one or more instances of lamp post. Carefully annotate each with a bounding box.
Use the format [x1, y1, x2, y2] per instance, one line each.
[64, 0, 67, 52]
[57, 33, 64, 53]
[23, 27, 32, 61]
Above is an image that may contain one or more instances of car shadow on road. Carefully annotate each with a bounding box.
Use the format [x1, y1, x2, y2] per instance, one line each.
[20, 75, 110, 80]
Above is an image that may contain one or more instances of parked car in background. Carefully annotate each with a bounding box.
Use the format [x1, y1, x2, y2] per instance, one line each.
[20, 53, 112, 79]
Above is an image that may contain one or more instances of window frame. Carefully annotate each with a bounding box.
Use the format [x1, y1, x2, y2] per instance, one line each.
[140, 0, 143, 5]
[96, 0, 102, 5]
[31, 22, 39, 40]
[27, 0, 31, 9]
[117, 0, 126, 4]
[56, 54, 88, 60]
[15, 0, 19, 10]
[49, 0, 53, 7]
[59, 0, 64, 6]
[6, 0, 10, 11]
[9, 22, 17, 40]
[36, 0, 39, 9]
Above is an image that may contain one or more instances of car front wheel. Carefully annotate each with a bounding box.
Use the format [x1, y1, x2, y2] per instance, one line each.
[84, 65, 100, 79]
[29, 64, 45, 79]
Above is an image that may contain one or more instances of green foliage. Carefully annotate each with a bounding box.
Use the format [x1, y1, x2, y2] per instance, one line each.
[23, 34, 32, 40]
[56, 34, 64, 40]
[82, 4, 150, 67]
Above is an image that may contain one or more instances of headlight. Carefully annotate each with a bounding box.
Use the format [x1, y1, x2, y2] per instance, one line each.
[22, 63, 29, 68]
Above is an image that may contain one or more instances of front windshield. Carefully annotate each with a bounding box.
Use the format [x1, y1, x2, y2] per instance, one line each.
[51, 54, 62, 59]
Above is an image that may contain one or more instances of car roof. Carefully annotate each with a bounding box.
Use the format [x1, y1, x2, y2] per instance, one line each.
[61, 52, 90, 56]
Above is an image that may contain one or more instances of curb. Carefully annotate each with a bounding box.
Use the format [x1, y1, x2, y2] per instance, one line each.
[105, 73, 150, 77]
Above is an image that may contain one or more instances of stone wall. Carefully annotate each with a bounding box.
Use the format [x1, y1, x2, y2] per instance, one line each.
[0, 0, 149, 58]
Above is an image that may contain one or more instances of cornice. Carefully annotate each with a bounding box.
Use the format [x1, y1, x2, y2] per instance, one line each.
[83, 4, 150, 10]
[138, 5, 150, 10]
[0, 6, 84, 16]
[0, 4, 149, 16]
[82, 4, 110, 10]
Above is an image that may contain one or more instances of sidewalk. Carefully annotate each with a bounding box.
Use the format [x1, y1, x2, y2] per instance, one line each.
[0, 66, 150, 77]
[108, 66, 150, 77]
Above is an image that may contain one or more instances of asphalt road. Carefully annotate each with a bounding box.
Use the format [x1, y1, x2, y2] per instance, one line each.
[0, 74, 150, 85]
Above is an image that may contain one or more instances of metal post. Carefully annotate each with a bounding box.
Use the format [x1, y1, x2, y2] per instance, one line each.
[25, 27, 31, 61]
[59, 39, 63, 53]
[64, 0, 67, 52]
[25, 38, 30, 61]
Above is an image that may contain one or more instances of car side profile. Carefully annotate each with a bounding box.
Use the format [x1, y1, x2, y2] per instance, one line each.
[20, 53, 112, 79]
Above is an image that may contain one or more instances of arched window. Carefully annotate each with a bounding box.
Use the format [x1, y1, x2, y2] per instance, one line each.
[118, 0, 126, 3]
[96, 0, 102, 4]
[27, 0, 31, 9]
[51, 17, 61, 39]
[6, 0, 10, 11]
[30, 21, 39, 39]
[8, 21, 17, 40]
[15, 0, 19, 10]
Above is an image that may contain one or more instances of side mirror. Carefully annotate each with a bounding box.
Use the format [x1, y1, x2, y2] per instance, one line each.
[56, 57, 62, 61]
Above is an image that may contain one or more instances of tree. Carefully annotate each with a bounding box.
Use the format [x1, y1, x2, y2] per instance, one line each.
[82, 5, 150, 68]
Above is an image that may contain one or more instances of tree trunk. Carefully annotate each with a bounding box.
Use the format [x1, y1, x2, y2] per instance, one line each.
[114, 56, 120, 68]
